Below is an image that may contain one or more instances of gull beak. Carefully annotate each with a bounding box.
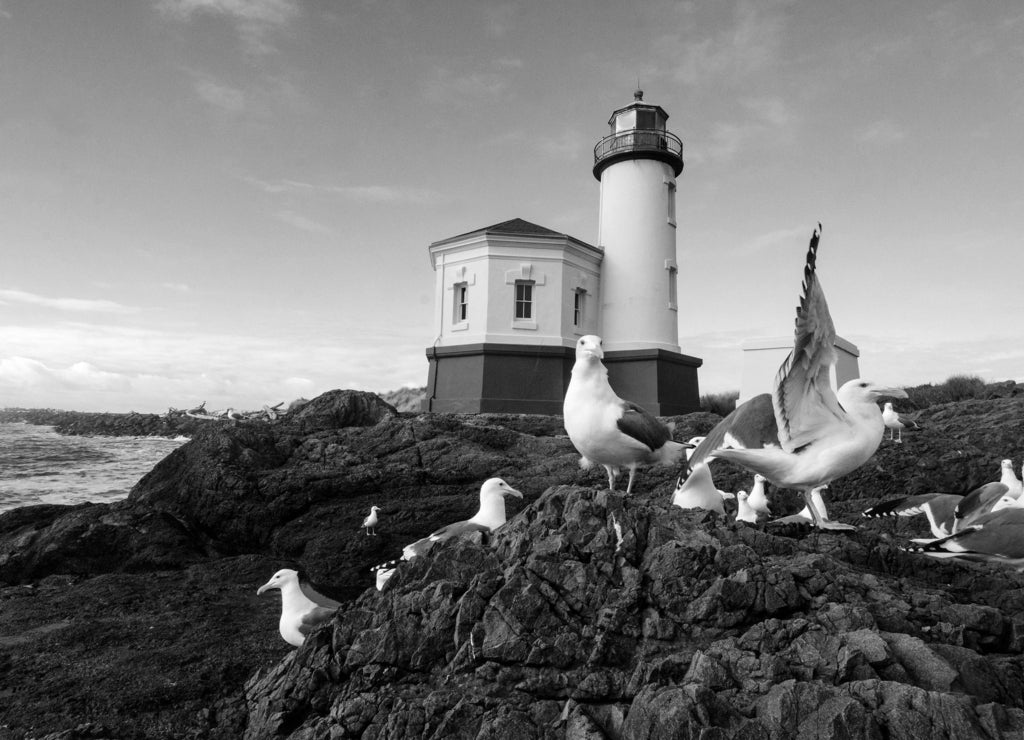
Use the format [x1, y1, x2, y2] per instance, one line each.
[876, 387, 909, 399]
[256, 580, 274, 596]
[682, 442, 696, 448]
[503, 487, 523, 499]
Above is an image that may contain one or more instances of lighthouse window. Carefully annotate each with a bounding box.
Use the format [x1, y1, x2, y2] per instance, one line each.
[454, 283, 468, 323]
[667, 266, 678, 310]
[573, 290, 585, 327]
[667, 180, 676, 226]
[636, 109, 656, 130]
[514, 281, 534, 319]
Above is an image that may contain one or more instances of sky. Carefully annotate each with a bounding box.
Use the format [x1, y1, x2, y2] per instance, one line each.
[1, 0, 1022, 413]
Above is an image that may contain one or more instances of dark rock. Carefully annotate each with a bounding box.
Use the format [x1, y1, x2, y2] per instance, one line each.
[3, 393, 1024, 738]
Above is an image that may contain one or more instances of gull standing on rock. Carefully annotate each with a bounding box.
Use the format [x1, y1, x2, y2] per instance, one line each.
[564, 334, 691, 493]
[257, 568, 341, 647]
[678, 225, 907, 530]
[361, 505, 382, 536]
[372, 478, 523, 589]
[882, 402, 919, 443]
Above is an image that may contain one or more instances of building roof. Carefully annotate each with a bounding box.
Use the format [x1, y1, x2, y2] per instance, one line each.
[431, 218, 600, 253]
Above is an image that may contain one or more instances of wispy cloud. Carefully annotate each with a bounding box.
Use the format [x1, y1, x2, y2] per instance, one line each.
[858, 119, 907, 144]
[194, 77, 246, 113]
[155, 0, 299, 54]
[670, 0, 791, 85]
[161, 283, 190, 293]
[424, 68, 510, 101]
[0, 289, 134, 314]
[243, 176, 447, 205]
[738, 225, 811, 254]
[276, 210, 336, 236]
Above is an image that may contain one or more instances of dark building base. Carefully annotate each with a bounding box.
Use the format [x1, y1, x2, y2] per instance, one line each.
[422, 343, 702, 416]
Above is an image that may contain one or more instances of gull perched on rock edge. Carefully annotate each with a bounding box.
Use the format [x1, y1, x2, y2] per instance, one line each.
[679, 224, 907, 530]
[564, 334, 692, 493]
[361, 505, 382, 536]
[257, 568, 341, 647]
[372, 477, 522, 589]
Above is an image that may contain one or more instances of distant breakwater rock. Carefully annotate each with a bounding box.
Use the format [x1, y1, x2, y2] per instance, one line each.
[1, 390, 1023, 738]
[0, 407, 210, 438]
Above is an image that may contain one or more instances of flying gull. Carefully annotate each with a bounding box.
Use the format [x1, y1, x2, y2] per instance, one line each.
[904, 507, 1024, 568]
[881, 402, 920, 443]
[564, 334, 691, 493]
[361, 505, 382, 536]
[680, 225, 907, 529]
[257, 568, 341, 647]
[373, 478, 522, 589]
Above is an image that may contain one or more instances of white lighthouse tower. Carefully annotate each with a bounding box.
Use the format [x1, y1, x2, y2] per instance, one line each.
[594, 89, 683, 353]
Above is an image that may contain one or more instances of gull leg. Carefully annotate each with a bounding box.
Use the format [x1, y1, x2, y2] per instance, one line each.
[604, 465, 617, 491]
[896, 429, 903, 444]
[626, 464, 638, 494]
[806, 486, 856, 531]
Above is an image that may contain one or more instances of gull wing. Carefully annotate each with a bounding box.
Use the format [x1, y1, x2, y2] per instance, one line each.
[298, 606, 338, 636]
[616, 401, 671, 451]
[773, 225, 849, 453]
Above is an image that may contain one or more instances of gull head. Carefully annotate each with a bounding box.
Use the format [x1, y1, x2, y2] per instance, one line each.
[837, 380, 908, 405]
[481, 477, 523, 499]
[257, 568, 299, 595]
[575, 334, 604, 361]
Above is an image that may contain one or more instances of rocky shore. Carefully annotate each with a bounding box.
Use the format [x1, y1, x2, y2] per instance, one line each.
[2, 390, 1024, 738]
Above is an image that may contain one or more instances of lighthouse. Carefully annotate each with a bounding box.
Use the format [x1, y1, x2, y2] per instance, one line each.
[594, 89, 683, 353]
[420, 91, 701, 415]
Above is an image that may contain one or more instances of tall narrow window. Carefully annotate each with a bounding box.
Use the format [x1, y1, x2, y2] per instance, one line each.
[454, 283, 468, 323]
[573, 290, 585, 327]
[668, 266, 678, 310]
[666, 180, 677, 226]
[514, 281, 534, 319]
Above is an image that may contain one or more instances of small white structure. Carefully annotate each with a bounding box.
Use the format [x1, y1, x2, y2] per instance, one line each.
[738, 335, 861, 404]
[428, 219, 602, 348]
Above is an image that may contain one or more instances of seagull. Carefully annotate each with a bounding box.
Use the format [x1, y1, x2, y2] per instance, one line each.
[863, 492, 964, 538]
[373, 478, 523, 589]
[903, 507, 1024, 568]
[735, 491, 770, 524]
[256, 568, 340, 647]
[685, 437, 706, 463]
[681, 225, 907, 530]
[999, 459, 1024, 500]
[361, 505, 382, 536]
[564, 334, 692, 493]
[670, 464, 725, 514]
[746, 474, 771, 519]
[881, 402, 919, 443]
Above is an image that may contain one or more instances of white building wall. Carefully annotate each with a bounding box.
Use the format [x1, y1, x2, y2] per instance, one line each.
[597, 158, 680, 353]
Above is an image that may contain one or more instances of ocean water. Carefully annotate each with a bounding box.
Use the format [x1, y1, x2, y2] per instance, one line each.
[0, 422, 188, 514]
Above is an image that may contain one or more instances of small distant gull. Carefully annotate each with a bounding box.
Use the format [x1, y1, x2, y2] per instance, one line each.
[903, 507, 1024, 568]
[564, 334, 692, 493]
[257, 568, 341, 647]
[373, 478, 522, 589]
[679, 225, 907, 530]
[881, 402, 920, 443]
[736, 492, 768, 524]
[361, 505, 382, 536]
[670, 464, 725, 515]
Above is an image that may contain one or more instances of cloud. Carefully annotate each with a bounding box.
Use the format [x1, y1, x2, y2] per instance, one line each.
[243, 176, 447, 205]
[423, 67, 512, 103]
[738, 225, 812, 254]
[0, 289, 134, 314]
[276, 210, 336, 236]
[0, 321, 431, 412]
[155, 0, 298, 54]
[537, 129, 586, 160]
[671, 0, 791, 85]
[194, 77, 246, 113]
[858, 119, 907, 144]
